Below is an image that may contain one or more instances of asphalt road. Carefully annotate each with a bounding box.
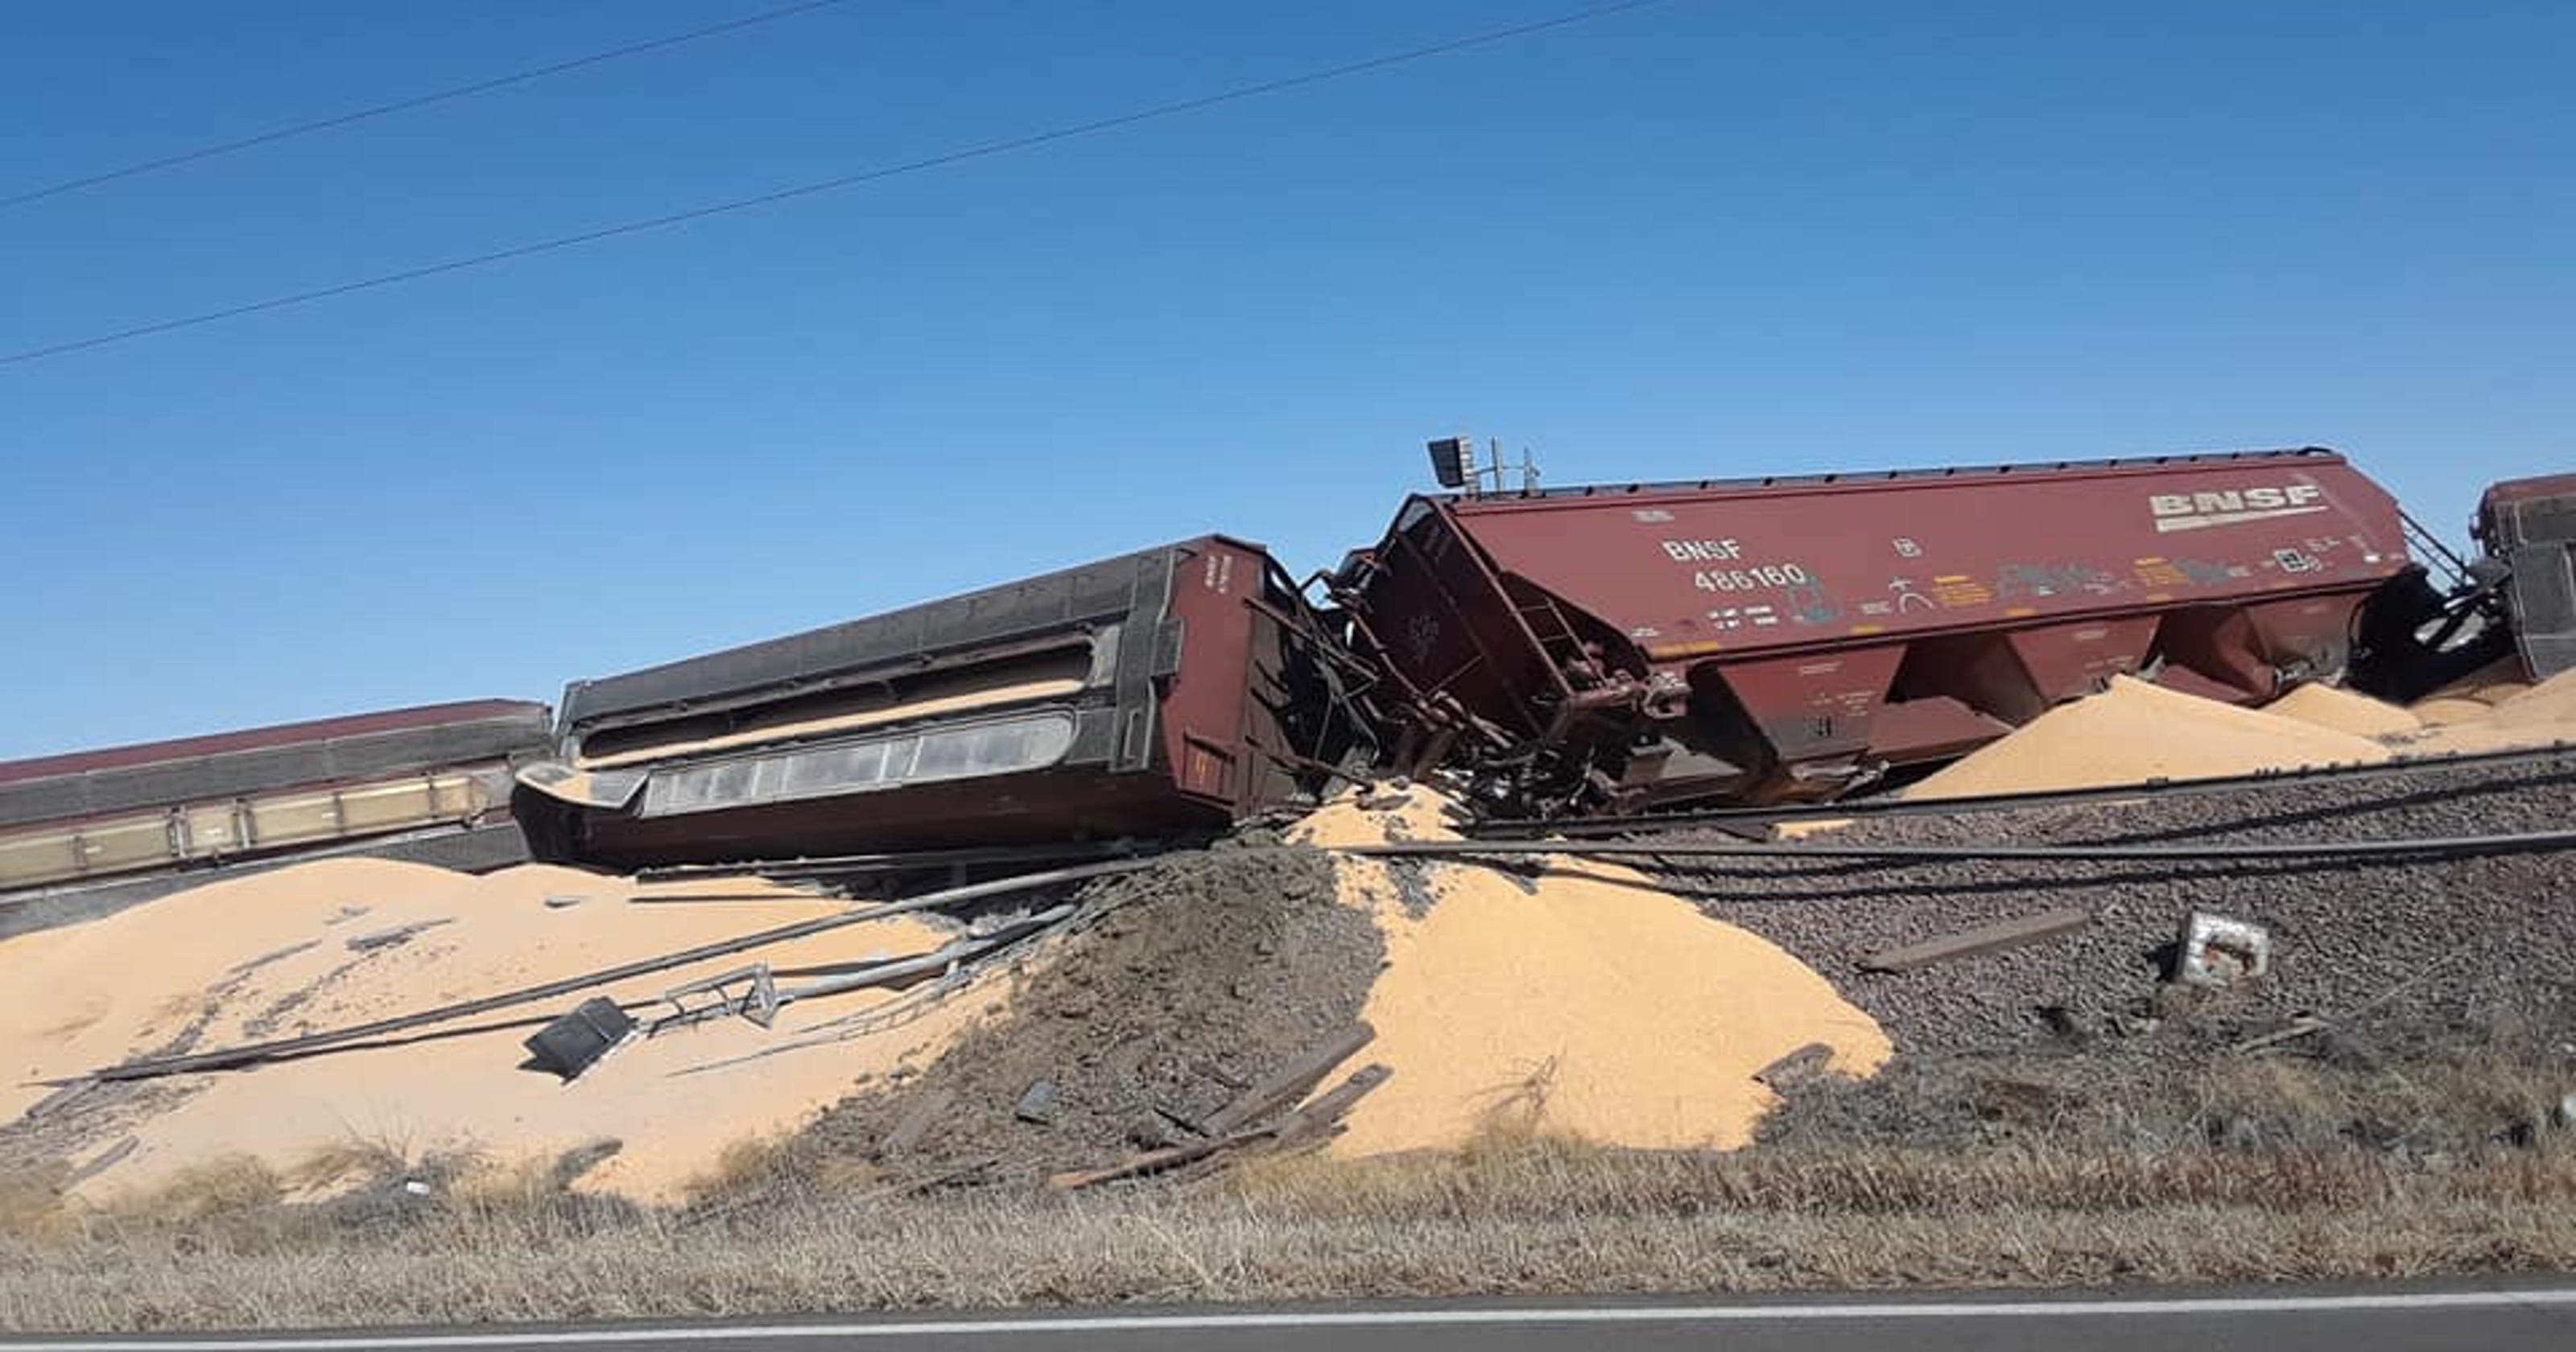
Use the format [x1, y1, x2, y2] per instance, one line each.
[6, 1284, 2574, 1351]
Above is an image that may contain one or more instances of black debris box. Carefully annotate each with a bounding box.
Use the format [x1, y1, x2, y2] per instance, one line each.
[523, 997, 635, 1081]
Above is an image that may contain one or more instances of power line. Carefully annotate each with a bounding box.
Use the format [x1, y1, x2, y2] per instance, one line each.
[0, 0, 1674, 369]
[0, 0, 861, 211]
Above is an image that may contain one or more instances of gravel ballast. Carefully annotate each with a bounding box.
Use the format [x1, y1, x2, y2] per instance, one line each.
[1657, 752, 2576, 1052]
[1638, 751, 2576, 1144]
[757, 841, 1379, 1190]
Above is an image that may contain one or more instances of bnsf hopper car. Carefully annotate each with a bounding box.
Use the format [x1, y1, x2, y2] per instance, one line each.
[513, 536, 1372, 868]
[1332, 447, 2420, 814]
[0, 700, 551, 934]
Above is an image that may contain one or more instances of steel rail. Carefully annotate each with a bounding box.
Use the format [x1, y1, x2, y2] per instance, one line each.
[630, 838, 1180, 883]
[1459, 740, 2576, 838]
[1347, 827, 2576, 864]
[76, 856, 1158, 1084]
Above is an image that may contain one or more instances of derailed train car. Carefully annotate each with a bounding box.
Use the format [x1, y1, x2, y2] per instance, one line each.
[512, 535, 1375, 868]
[0, 700, 551, 934]
[1329, 447, 2431, 814]
[18, 443, 2560, 888]
[513, 445, 2568, 859]
[2473, 473, 2576, 681]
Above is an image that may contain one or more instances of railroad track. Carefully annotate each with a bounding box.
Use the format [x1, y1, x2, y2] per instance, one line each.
[1461, 740, 2576, 839]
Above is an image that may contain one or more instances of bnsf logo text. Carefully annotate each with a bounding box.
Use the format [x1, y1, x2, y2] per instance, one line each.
[2148, 483, 2328, 533]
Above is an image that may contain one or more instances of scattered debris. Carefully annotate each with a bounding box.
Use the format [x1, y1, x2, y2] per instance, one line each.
[2035, 1004, 2087, 1041]
[657, 963, 780, 1029]
[1278, 1062, 1393, 1148]
[1046, 1062, 1393, 1190]
[1044, 1127, 1258, 1190]
[1858, 906, 2095, 973]
[64, 1136, 137, 1187]
[1013, 1078, 1060, 1125]
[2172, 912, 2273, 988]
[2232, 1014, 2333, 1054]
[23, 1079, 99, 1122]
[1199, 1023, 1375, 1137]
[343, 917, 455, 953]
[523, 997, 638, 1082]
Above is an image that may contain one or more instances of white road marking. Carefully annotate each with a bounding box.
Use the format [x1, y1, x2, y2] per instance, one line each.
[6, 1288, 2574, 1348]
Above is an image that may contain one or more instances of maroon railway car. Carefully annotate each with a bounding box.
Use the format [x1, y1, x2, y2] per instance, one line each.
[1332, 447, 2416, 814]
[512, 536, 1370, 868]
[0, 700, 552, 935]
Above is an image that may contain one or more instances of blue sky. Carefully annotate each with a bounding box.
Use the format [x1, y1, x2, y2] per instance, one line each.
[2, 0, 2570, 760]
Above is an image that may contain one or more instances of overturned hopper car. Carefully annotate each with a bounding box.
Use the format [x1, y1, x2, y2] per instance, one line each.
[1332, 447, 2421, 815]
[513, 536, 1373, 868]
[0, 700, 551, 936]
[2475, 474, 2576, 681]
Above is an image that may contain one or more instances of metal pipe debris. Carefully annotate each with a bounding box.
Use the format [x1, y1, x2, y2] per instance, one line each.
[79, 856, 1158, 1084]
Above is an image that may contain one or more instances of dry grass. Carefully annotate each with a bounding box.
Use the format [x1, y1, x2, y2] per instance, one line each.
[287, 1132, 419, 1195]
[0, 1162, 67, 1239]
[2, 1149, 2571, 1332]
[3, 1039, 2569, 1331]
[92, 1156, 284, 1224]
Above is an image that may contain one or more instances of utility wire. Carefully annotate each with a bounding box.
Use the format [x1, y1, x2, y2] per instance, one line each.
[0, 0, 1674, 369]
[1, 0, 861, 211]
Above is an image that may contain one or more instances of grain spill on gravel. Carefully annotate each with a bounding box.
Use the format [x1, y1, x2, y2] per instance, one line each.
[1294, 791, 1889, 1154]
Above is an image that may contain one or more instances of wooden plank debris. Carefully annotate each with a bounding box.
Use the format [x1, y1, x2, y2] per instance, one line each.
[1047, 1062, 1392, 1191]
[23, 1078, 100, 1121]
[1201, 1022, 1375, 1136]
[1271, 1063, 1393, 1148]
[64, 1136, 138, 1187]
[2231, 1015, 2331, 1054]
[1045, 1133, 1249, 1191]
[1859, 906, 2094, 973]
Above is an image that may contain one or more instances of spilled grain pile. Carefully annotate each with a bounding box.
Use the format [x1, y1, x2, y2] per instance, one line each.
[2388, 668, 2576, 755]
[2415, 655, 2533, 706]
[2483, 668, 2576, 727]
[1901, 676, 2388, 799]
[0, 859, 1000, 1203]
[1293, 790, 1889, 1155]
[2264, 683, 2421, 739]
